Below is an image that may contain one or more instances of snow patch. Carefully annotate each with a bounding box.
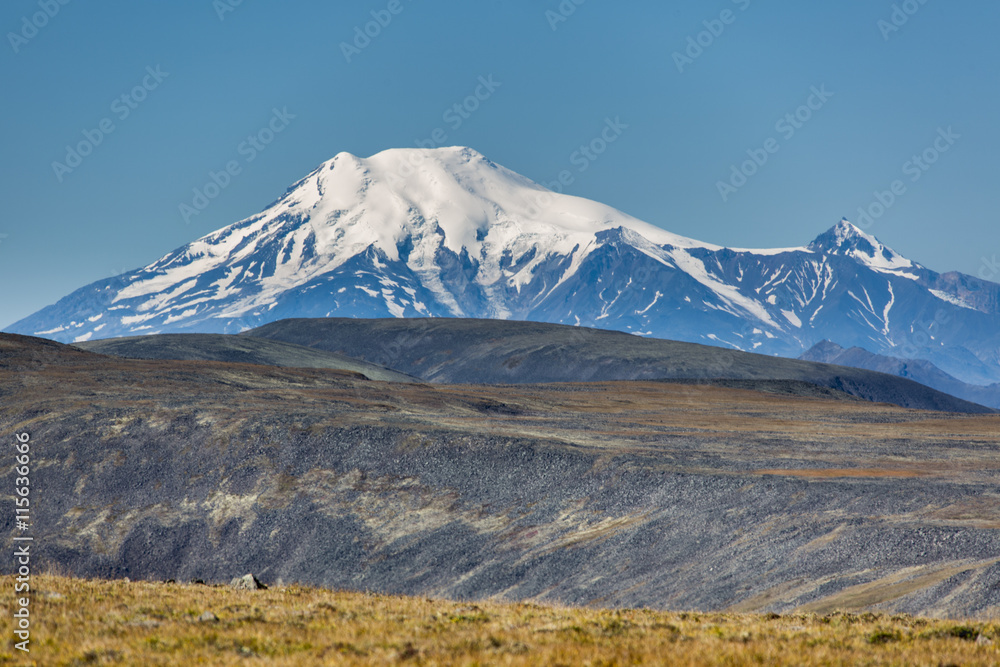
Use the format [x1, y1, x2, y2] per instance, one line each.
[636, 291, 663, 315]
[929, 289, 978, 310]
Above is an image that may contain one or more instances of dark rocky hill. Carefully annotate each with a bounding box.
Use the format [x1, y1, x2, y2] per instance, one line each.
[74, 333, 420, 383]
[245, 318, 993, 414]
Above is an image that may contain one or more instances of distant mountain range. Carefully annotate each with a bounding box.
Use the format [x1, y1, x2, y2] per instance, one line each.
[800, 340, 1000, 409]
[9, 146, 1000, 386]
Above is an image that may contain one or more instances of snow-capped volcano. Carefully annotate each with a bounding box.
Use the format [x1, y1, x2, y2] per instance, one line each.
[140, 146, 710, 322]
[9, 147, 1000, 385]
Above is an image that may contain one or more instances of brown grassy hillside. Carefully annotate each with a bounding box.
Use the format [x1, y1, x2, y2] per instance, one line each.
[2, 574, 999, 666]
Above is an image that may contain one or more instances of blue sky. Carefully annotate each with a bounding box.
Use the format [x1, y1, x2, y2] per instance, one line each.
[2, 0, 998, 328]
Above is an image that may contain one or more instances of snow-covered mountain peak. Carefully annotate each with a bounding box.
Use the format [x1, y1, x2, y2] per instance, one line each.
[808, 218, 915, 273]
[237, 145, 711, 259]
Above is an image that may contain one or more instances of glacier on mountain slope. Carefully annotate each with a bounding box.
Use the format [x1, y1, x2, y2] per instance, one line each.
[8, 146, 1000, 386]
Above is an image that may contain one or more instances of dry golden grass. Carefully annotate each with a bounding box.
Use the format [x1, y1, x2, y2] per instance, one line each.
[2, 575, 999, 666]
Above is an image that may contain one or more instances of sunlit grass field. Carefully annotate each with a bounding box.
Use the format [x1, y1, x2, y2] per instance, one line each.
[2, 574, 999, 665]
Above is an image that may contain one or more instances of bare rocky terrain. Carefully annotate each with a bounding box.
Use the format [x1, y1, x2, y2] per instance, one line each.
[3, 331, 1000, 619]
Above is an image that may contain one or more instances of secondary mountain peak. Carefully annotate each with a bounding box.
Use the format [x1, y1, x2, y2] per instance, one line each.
[808, 218, 914, 273]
